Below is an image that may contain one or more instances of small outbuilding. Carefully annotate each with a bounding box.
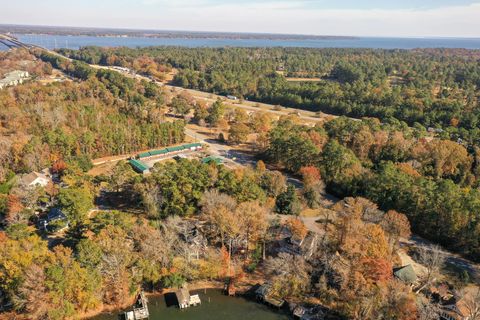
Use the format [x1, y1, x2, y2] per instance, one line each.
[129, 159, 150, 174]
[393, 264, 417, 285]
[175, 287, 191, 309]
[202, 156, 223, 165]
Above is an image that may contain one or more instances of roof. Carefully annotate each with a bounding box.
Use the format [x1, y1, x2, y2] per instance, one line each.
[47, 208, 68, 222]
[166, 145, 185, 152]
[175, 288, 190, 305]
[149, 149, 168, 156]
[183, 143, 202, 149]
[0, 70, 29, 84]
[129, 159, 149, 173]
[20, 171, 49, 186]
[202, 156, 223, 165]
[393, 265, 417, 284]
[255, 283, 271, 297]
[138, 152, 151, 159]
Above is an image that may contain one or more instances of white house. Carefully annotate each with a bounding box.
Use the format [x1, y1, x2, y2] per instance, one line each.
[20, 171, 51, 188]
[0, 70, 30, 90]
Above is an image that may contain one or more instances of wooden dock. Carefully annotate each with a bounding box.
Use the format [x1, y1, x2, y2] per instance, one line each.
[175, 286, 202, 309]
[123, 292, 149, 320]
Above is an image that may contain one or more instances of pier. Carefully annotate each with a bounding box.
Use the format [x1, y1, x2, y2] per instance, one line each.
[123, 292, 149, 320]
[175, 286, 202, 309]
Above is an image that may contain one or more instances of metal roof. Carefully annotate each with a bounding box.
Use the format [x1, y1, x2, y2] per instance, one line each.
[149, 149, 169, 156]
[393, 265, 417, 284]
[138, 152, 151, 159]
[129, 159, 149, 173]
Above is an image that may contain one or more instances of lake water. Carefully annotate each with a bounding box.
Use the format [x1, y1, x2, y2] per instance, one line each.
[90, 289, 290, 320]
[4, 34, 480, 50]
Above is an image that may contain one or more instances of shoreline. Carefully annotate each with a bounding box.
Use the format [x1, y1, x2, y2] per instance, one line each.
[81, 280, 242, 319]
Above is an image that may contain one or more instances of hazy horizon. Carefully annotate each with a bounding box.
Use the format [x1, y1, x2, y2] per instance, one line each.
[3, 23, 480, 40]
[3, 0, 480, 38]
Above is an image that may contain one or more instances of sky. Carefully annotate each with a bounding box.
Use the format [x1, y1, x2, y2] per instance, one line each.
[3, 0, 480, 37]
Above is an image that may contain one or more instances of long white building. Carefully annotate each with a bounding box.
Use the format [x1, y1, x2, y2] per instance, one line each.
[0, 70, 30, 89]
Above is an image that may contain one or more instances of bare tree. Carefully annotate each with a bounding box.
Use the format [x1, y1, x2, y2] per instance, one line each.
[265, 253, 311, 297]
[416, 244, 445, 293]
[458, 287, 480, 320]
[416, 296, 441, 320]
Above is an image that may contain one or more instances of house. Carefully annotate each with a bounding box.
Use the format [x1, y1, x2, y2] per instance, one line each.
[440, 301, 470, 320]
[20, 171, 51, 188]
[40, 208, 69, 232]
[274, 225, 318, 258]
[430, 286, 472, 320]
[393, 265, 417, 285]
[0, 70, 30, 90]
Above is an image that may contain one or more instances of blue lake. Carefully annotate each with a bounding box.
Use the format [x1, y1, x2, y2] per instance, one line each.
[3, 34, 480, 50]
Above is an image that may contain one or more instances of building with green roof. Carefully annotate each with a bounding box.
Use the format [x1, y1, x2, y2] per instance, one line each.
[202, 156, 223, 165]
[149, 149, 169, 156]
[393, 265, 417, 284]
[129, 159, 149, 174]
[138, 152, 151, 159]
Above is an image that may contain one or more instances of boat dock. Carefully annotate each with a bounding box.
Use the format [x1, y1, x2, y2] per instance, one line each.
[255, 283, 285, 308]
[175, 286, 202, 309]
[123, 292, 149, 320]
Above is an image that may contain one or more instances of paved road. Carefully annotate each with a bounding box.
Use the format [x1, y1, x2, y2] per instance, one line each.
[166, 85, 328, 123]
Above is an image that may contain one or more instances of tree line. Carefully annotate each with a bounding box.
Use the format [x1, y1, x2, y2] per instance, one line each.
[59, 46, 480, 146]
[0, 50, 184, 181]
[265, 116, 480, 261]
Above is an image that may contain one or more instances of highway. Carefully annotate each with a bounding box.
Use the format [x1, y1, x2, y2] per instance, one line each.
[1, 33, 350, 125]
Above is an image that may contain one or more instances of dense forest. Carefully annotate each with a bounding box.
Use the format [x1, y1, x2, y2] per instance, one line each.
[55, 45, 480, 259]
[264, 116, 480, 261]
[0, 50, 184, 180]
[0, 155, 432, 320]
[59, 46, 480, 145]
[1, 46, 480, 319]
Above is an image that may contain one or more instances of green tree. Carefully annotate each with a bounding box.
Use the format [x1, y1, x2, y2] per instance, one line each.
[58, 186, 94, 226]
[275, 184, 301, 215]
[206, 100, 225, 127]
[228, 123, 251, 145]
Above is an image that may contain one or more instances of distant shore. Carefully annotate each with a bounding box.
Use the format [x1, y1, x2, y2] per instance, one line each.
[0, 24, 357, 41]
